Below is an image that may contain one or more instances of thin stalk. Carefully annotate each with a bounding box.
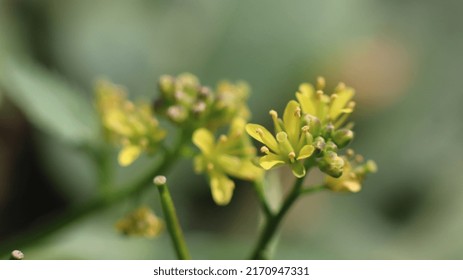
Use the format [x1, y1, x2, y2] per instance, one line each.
[253, 179, 273, 218]
[250, 174, 306, 260]
[154, 176, 191, 260]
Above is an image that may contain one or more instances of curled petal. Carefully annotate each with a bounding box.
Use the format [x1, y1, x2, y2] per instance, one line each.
[259, 154, 285, 170]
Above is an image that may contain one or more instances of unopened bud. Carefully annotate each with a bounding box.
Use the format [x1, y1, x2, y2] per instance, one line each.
[365, 160, 377, 173]
[304, 115, 321, 136]
[324, 140, 338, 152]
[192, 101, 207, 115]
[323, 123, 334, 138]
[167, 106, 188, 123]
[318, 151, 344, 178]
[333, 129, 354, 148]
[313, 136, 326, 151]
[158, 75, 175, 96]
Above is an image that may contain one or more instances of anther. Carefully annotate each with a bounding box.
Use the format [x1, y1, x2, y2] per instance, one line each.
[294, 107, 302, 118]
[260, 146, 270, 154]
[288, 151, 296, 160]
[269, 110, 278, 118]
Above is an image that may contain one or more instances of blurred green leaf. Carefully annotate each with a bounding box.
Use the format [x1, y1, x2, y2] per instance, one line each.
[0, 58, 99, 146]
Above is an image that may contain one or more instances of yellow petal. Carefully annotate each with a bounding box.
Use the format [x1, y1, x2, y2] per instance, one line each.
[259, 154, 285, 170]
[245, 123, 279, 153]
[296, 83, 316, 115]
[329, 88, 354, 120]
[297, 145, 315, 160]
[219, 155, 263, 180]
[283, 100, 301, 147]
[192, 128, 215, 155]
[229, 118, 246, 137]
[210, 172, 235, 206]
[118, 145, 142, 166]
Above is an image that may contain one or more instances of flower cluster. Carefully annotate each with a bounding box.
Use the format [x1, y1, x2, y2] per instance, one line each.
[155, 73, 261, 205]
[155, 73, 250, 131]
[246, 77, 376, 191]
[115, 206, 164, 238]
[193, 118, 263, 205]
[325, 149, 377, 192]
[95, 80, 166, 166]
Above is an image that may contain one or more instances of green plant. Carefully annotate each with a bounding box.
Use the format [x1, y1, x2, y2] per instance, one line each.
[0, 63, 375, 259]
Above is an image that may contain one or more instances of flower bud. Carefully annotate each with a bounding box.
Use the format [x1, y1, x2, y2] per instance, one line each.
[313, 136, 326, 151]
[323, 123, 334, 138]
[167, 105, 188, 123]
[318, 151, 344, 178]
[333, 128, 354, 148]
[324, 140, 338, 152]
[158, 75, 175, 97]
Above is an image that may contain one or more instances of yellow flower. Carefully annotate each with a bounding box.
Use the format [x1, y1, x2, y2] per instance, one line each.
[115, 206, 164, 238]
[245, 100, 315, 178]
[325, 151, 377, 193]
[296, 77, 355, 129]
[193, 118, 263, 205]
[95, 80, 166, 166]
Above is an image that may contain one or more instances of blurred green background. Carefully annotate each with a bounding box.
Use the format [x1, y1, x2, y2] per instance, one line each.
[1, 0, 462, 259]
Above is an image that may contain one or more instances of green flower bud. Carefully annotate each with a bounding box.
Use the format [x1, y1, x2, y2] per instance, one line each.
[313, 136, 326, 151]
[323, 123, 334, 138]
[324, 140, 338, 152]
[318, 151, 344, 178]
[158, 75, 175, 97]
[304, 115, 321, 136]
[333, 129, 354, 148]
[167, 105, 188, 123]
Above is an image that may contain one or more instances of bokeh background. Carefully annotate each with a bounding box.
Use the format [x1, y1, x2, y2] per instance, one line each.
[1, 0, 462, 259]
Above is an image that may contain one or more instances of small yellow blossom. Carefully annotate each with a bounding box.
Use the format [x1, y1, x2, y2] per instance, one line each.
[296, 77, 355, 130]
[115, 206, 164, 238]
[193, 118, 263, 205]
[95, 80, 166, 166]
[246, 100, 315, 178]
[325, 151, 377, 193]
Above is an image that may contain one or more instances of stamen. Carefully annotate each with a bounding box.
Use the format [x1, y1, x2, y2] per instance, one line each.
[294, 106, 302, 118]
[288, 151, 296, 162]
[260, 146, 270, 154]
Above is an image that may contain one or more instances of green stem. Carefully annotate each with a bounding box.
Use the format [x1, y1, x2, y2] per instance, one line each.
[0, 130, 190, 256]
[300, 184, 327, 195]
[155, 177, 191, 260]
[253, 179, 273, 218]
[250, 174, 306, 260]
